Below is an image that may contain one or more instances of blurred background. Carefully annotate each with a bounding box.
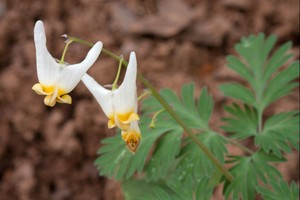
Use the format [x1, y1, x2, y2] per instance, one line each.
[0, 0, 299, 199]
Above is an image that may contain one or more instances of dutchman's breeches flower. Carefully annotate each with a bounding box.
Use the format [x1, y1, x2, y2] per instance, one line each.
[32, 20, 103, 107]
[81, 52, 141, 152]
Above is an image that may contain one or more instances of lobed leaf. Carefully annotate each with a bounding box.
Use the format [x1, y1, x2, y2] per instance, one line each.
[223, 151, 283, 200]
[255, 111, 299, 157]
[219, 84, 256, 107]
[197, 86, 214, 128]
[262, 61, 299, 109]
[222, 104, 257, 140]
[257, 179, 299, 200]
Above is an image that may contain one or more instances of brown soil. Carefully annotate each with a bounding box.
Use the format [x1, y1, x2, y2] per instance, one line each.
[0, 0, 299, 199]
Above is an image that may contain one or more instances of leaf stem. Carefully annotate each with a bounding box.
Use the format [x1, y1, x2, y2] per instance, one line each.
[226, 138, 255, 155]
[66, 36, 234, 182]
[258, 109, 263, 133]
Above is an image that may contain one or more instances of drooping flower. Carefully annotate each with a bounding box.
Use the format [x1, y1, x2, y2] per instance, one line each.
[121, 121, 141, 153]
[32, 20, 102, 107]
[81, 52, 140, 131]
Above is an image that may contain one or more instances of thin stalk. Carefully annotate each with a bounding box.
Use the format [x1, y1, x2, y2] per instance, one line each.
[59, 40, 73, 64]
[258, 109, 263, 133]
[66, 36, 234, 182]
[112, 58, 123, 90]
[138, 90, 152, 101]
[226, 138, 255, 155]
[149, 108, 165, 128]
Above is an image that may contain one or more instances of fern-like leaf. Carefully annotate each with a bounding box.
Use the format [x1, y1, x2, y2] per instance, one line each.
[255, 111, 299, 157]
[220, 33, 299, 156]
[223, 151, 284, 200]
[222, 104, 257, 140]
[257, 179, 299, 200]
[220, 33, 298, 111]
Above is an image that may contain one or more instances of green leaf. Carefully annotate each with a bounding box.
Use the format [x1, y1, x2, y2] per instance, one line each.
[181, 83, 197, 111]
[226, 55, 255, 87]
[222, 104, 257, 140]
[198, 86, 214, 127]
[122, 179, 178, 200]
[223, 151, 282, 200]
[95, 122, 178, 180]
[223, 33, 299, 112]
[261, 34, 277, 64]
[257, 179, 299, 200]
[146, 127, 183, 180]
[219, 83, 256, 107]
[95, 83, 217, 181]
[122, 176, 213, 200]
[255, 111, 299, 157]
[143, 83, 213, 130]
[235, 33, 266, 77]
[262, 61, 299, 108]
[175, 131, 227, 181]
[263, 41, 293, 81]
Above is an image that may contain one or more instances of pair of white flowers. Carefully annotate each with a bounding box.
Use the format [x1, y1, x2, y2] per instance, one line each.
[32, 20, 141, 152]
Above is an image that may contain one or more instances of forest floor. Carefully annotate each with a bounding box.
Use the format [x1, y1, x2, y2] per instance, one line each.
[0, 0, 299, 199]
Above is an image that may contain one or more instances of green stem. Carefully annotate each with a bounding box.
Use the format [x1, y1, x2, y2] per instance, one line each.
[112, 58, 123, 90]
[149, 108, 165, 128]
[138, 74, 233, 182]
[59, 39, 73, 64]
[226, 138, 255, 155]
[258, 109, 263, 134]
[66, 36, 234, 182]
[138, 89, 151, 101]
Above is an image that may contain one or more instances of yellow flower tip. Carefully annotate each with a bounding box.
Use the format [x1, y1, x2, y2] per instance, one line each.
[123, 130, 141, 153]
[127, 113, 140, 122]
[108, 116, 116, 129]
[107, 118, 116, 129]
[32, 83, 47, 95]
[57, 94, 72, 104]
[44, 95, 56, 107]
[117, 112, 140, 124]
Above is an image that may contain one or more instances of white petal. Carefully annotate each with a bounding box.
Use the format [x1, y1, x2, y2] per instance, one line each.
[81, 73, 114, 117]
[113, 52, 138, 113]
[59, 41, 103, 92]
[129, 121, 141, 134]
[34, 20, 60, 86]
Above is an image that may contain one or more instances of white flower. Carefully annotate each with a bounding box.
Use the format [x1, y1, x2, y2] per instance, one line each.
[32, 20, 102, 107]
[81, 52, 139, 131]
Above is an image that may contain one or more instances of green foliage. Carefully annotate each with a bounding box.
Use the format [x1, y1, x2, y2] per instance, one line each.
[95, 83, 224, 199]
[122, 175, 214, 200]
[222, 104, 258, 140]
[223, 151, 284, 200]
[220, 33, 298, 111]
[220, 33, 299, 156]
[94, 33, 299, 200]
[257, 179, 299, 200]
[255, 111, 300, 157]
